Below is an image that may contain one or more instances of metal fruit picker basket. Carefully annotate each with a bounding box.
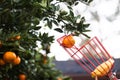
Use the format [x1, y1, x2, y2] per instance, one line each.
[57, 34, 119, 80]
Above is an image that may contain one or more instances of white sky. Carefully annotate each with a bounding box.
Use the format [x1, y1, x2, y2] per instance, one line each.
[48, 0, 120, 61]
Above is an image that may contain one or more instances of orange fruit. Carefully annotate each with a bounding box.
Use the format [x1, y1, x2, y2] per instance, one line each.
[57, 77, 62, 80]
[3, 51, 17, 63]
[18, 74, 26, 80]
[91, 58, 114, 78]
[7, 35, 21, 41]
[62, 35, 75, 48]
[15, 35, 21, 40]
[12, 56, 21, 65]
[0, 59, 5, 65]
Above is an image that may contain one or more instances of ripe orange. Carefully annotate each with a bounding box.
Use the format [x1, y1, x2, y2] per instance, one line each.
[0, 59, 5, 65]
[7, 35, 21, 41]
[62, 35, 75, 48]
[57, 77, 62, 80]
[3, 51, 17, 63]
[15, 35, 21, 40]
[12, 56, 21, 65]
[18, 74, 26, 80]
[91, 58, 114, 78]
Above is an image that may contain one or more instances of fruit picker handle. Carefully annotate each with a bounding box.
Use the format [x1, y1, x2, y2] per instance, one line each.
[95, 76, 98, 80]
[108, 71, 119, 80]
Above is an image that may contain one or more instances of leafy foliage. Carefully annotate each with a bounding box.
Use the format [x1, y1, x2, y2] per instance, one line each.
[0, 0, 93, 80]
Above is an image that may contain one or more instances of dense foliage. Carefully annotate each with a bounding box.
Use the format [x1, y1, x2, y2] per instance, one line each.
[0, 0, 92, 80]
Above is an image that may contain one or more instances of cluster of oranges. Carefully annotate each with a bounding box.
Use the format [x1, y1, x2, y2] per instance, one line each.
[0, 51, 21, 66]
[0, 35, 26, 80]
[0, 35, 21, 66]
[0, 51, 23, 79]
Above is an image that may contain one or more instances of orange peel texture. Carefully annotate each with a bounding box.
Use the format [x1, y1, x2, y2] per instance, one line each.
[62, 35, 75, 48]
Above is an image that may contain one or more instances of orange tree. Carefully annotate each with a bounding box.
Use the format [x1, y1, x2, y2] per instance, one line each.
[0, 0, 93, 80]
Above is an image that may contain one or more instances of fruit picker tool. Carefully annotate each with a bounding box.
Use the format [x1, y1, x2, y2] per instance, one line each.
[57, 35, 119, 80]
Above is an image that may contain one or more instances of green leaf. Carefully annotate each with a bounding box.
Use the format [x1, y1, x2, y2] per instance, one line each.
[84, 30, 91, 32]
[74, 1, 79, 5]
[69, 10, 74, 18]
[81, 32, 90, 38]
[40, 0, 47, 7]
[84, 24, 90, 27]
[33, 26, 41, 30]
[54, 28, 63, 33]
[52, 20, 58, 26]
[88, 0, 93, 3]
[47, 20, 52, 29]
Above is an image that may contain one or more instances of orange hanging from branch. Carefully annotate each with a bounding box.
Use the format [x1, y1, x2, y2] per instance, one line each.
[0, 59, 6, 66]
[3, 51, 17, 63]
[18, 74, 26, 80]
[62, 35, 75, 48]
[14, 35, 21, 40]
[12, 56, 21, 65]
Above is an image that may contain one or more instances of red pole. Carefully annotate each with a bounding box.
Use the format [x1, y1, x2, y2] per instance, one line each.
[108, 72, 119, 80]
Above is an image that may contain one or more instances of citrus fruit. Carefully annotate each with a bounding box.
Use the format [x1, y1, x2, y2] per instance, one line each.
[12, 56, 21, 65]
[3, 51, 17, 63]
[0, 59, 5, 65]
[7, 35, 21, 41]
[62, 35, 75, 48]
[15, 35, 21, 40]
[57, 77, 63, 80]
[18, 74, 26, 80]
[91, 58, 114, 78]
